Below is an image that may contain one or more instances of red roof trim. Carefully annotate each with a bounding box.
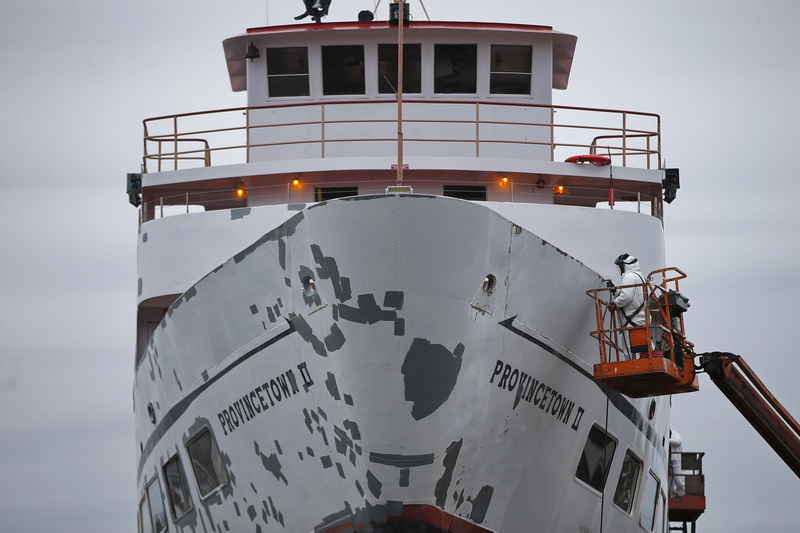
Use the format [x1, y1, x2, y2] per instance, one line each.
[246, 20, 555, 35]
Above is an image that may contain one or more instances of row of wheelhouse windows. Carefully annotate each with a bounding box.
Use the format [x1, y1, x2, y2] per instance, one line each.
[139, 427, 228, 533]
[578, 424, 667, 532]
[265, 43, 533, 98]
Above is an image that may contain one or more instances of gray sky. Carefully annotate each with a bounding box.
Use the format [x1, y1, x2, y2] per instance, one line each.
[1, 1, 798, 531]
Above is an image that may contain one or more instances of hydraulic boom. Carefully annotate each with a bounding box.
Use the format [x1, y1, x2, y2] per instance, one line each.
[699, 352, 800, 478]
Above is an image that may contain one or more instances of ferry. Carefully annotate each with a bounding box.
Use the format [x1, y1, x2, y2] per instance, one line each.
[132, 4, 684, 531]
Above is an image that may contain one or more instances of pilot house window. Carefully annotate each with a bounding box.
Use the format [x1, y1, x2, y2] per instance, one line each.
[266, 47, 309, 97]
[434, 44, 477, 94]
[378, 44, 422, 94]
[490, 45, 532, 94]
[322, 45, 365, 95]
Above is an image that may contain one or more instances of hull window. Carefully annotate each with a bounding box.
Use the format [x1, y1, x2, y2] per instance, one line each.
[489, 45, 532, 95]
[639, 470, 660, 531]
[266, 47, 310, 97]
[443, 185, 486, 201]
[163, 454, 194, 520]
[575, 424, 617, 492]
[378, 44, 422, 94]
[187, 428, 229, 498]
[142, 476, 168, 533]
[322, 45, 365, 95]
[613, 450, 642, 514]
[434, 44, 477, 94]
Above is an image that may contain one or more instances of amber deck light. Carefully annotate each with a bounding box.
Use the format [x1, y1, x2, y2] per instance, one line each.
[553, 184, 569, 195]
[292, 178, 301, 187]
[234, 186, 248, 199]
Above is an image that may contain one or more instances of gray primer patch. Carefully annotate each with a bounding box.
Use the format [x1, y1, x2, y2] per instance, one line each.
[324, 323, 346, 352]
[434, 439, 463, 508]
[399, 468, 410, 487]
[231, 207, 251, 220]
[401, 338, 464, 420]
[249, 304, 258, 315]
[366, 470, 383, 498]
[310, 244, 352, 302]
[258, 451, 288, 485]
[468, 485, 495, 524]
[138, 278, 143, 297]
[325, 372, 341, 401]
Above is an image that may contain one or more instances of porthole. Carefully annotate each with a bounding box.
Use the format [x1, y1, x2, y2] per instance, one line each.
[482, 274, 496, 295]
[302, 276, 317, 297]
[648, 399, 656, 420]
[147, 402, 157, 424]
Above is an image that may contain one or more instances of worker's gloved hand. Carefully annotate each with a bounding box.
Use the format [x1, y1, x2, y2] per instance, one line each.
[608, 301, 617, 311]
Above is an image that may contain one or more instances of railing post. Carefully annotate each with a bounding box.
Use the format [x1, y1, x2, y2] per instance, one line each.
[173, 116, 179, 171]
[622, 112, 627, 168]
[320, 104, 325, 158]
[475, 103, 480, 157]
[246, 107, 251, 164]
[160, 197, 164, 218]
[550, 106, 555, 162]
[186, 192, 189, 213]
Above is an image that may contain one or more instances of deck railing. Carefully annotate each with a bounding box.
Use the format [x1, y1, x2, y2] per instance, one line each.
[143, 100, 661, 173]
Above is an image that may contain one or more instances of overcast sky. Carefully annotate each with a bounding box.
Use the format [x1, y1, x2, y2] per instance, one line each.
[1, 1, 798, 532]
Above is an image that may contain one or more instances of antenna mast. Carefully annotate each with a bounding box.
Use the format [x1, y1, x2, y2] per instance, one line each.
[395, 1, 405, 186]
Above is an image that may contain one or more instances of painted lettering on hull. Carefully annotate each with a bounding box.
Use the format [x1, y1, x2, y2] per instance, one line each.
[217, 362, 315, 436]
[490, 359, 585, 431]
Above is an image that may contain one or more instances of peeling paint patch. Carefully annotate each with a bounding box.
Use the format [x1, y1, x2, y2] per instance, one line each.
[435, 439, 463, 508]
[400, 468, 410, 487]
[468, 485, 495, 524]
[310, 244, 352, 302]
[324, 323, 346, 352]
[366, 470, 383, 498]
[325, 372, 341, 401]
[258, 451, 288, 485]
[231, 207, 251, 220]
[402, 339, 464, 420]
[383, 291, 404, 309]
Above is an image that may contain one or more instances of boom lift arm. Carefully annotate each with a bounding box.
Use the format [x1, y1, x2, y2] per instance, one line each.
[699, 352, 800, 478]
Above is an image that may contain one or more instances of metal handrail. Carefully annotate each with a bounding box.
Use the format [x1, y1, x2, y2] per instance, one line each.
[142, 100, 661, 173]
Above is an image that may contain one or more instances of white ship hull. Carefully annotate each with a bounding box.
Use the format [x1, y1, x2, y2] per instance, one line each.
[135, 195, 670, 532]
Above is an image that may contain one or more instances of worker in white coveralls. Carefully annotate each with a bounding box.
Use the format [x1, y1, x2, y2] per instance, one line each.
[610, 254, 646, 325]
[669, 429, 686, 497]
[608, 254, 649, 356]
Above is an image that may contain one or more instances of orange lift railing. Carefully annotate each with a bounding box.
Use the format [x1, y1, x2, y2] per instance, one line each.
[587, 267, 699, 397]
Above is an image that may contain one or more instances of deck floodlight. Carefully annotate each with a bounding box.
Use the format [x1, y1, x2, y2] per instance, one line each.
[127, 173, 142, 207]
[389, 3, 410, 25]
[245, 42, 260, 62]
[663, 168, 680, 204]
